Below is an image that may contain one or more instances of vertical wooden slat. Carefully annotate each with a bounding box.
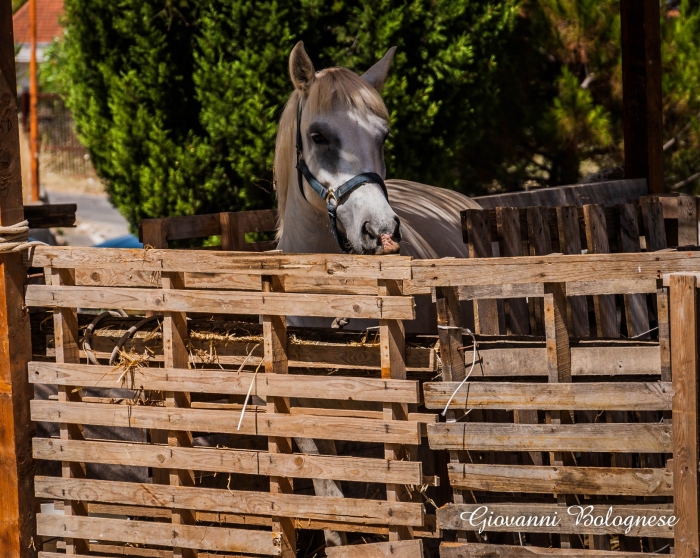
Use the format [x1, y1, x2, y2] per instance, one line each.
[379, 279, 413, 542]
[462, 209, 500, 335]
[220, 212, 243, 251]
[262, 275, 296, 557]
[583, 205, 619, 338]
[47, 268, 87, 555]
[640, 197, 667, 252]
[543, 282, 574, 549]
[496, 208, 529, 335]
[677, 194, 699, 246]
[555, 206, 589, 337]
[616, 203, 651, 339]
[161, 271, 196, 558]
[0, 4, 36, 552]
[669, 274, 700, 558]
[526, 206, 554, 336]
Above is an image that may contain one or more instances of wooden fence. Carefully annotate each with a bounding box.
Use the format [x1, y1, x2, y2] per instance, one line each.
[23, 244, 700, 557]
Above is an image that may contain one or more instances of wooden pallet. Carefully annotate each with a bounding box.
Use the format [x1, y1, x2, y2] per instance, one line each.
[27, 247, 426, 557]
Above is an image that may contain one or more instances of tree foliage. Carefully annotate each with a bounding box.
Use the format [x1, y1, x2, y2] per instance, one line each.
[49, 0, 700, 228]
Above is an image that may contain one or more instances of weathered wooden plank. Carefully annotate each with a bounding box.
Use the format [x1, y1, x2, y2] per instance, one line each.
[497, 207, 530, 335]
[556, 206, 590, 337]
[447, 462, 673, 496]
[408, 250, 700, 289]
[32, 438, 423, 485]
[326, 540, 423, 557]
[34, 476, 425, 527]
[437, 504, 675, 538]
[616, 203, 652, 339]
[474, 180, 648, 209]
[439, 542, 671, 557]
[24, 203, 77, 228]
[27, 246, 412, 279]
[25, 284, 415, 320]
[427, 423, 672, 453]
[29, 362, 420, 403]
[583, 205, 619, 338]
[669, 274, 700, 558]
[36, 513, 282, 555]
[462, 208, 501, 335]
[423, 381, 673, 411]
[471, 345, 660, 377]
[677, 194, 698, 246]
[31, 400, 421, 445]
[0, 14, 37, 555]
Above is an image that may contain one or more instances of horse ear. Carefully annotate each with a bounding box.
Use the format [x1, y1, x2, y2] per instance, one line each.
[361, 46, 397, 90]
[289, 41, 316, 93]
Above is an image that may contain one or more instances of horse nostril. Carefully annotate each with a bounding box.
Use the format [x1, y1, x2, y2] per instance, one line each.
[362, 221, 376, 239]
[393, 217, 401, 240]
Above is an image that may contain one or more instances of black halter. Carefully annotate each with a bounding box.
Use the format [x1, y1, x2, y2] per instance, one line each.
[295, 101, 389, 252]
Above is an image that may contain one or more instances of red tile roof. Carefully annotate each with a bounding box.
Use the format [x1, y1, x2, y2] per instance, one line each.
[13, 0, 64, 44]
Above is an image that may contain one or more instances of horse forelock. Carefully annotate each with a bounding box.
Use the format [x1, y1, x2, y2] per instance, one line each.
[274, 68, 389, 239]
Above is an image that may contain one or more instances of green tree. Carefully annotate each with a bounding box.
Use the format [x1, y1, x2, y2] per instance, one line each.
[53, 0, 521, 227]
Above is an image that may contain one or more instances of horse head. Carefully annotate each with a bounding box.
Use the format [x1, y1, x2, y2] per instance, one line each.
[275, 42, 402, 255]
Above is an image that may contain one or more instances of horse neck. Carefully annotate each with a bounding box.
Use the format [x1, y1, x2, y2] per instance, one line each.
[276, 172, 341, 254]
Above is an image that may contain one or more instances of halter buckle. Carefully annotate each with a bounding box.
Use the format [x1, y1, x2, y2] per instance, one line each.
[325, 190, 338, 205]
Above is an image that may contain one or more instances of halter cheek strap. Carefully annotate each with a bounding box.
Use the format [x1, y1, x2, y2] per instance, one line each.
[295, 101, 389, 252]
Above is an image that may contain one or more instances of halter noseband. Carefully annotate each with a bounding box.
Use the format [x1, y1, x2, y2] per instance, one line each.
[295, 101, 389, 252]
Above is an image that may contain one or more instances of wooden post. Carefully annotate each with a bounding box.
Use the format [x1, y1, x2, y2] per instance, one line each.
[379, 279, 413, 543]
[669, 274, 700, 558]
[29, 0, 39, 202]
[620, 0, 664, 194]
[556, 206, 589, 337]
[0, 0, 37, 553]
[262, 275, 296, 557]
[162, 271, 196, 558]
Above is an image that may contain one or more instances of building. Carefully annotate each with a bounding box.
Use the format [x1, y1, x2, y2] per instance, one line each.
[13, 0, 64, 90]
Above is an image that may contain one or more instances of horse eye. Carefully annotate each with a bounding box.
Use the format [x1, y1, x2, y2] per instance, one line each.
[310, 132, 329, 145]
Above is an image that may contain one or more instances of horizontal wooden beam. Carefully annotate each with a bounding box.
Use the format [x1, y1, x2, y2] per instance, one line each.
[440, 542, 671, 557]
[36, 513, 281, 555]
[427, 422, 672, 453]
[409, 250, 700, 289]
[29, 362, 420, 403]
[24, 203, 77, 228]
[325, 540, 423, 557]
[32, 438, 423, 485]
[447, 462, 673, 496]
[24, 284, 415, 320]
[423, 381, 673, 411]
[26, 246, 412, 279]
[437, 503, 674, 538]
[34, 476, 424, 526]
[31, 400, 421, 445]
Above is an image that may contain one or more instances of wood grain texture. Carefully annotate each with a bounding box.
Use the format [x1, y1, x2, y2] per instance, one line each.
[440, 542, 671, 557]
[447, 462, 673, 496]
[408, 251, 700, 289]
[29, 361, 420, 403]
[0, 7, 37, 554]
[325, 540, 423, 557]
[497, 207, 530, 335]
[423, 381, 673, 411]
[27, 246, 412, 279]
[25, 284, 415, 320]
[34, 476, 424, 526]
[669, 274, 700, 558]
[32, 438, 423, 485]
[31, 400, 421, 444]
[437, 503, 675, 538]
[36, 513, 282, 555]
[427, 422, 673, 453]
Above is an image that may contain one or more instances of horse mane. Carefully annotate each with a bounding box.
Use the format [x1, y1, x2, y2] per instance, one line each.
[274, 67, 390, 237]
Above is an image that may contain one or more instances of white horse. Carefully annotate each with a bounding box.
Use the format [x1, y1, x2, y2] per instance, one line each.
[275, 42, 480, 261]
[274, 43, 481, 548]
